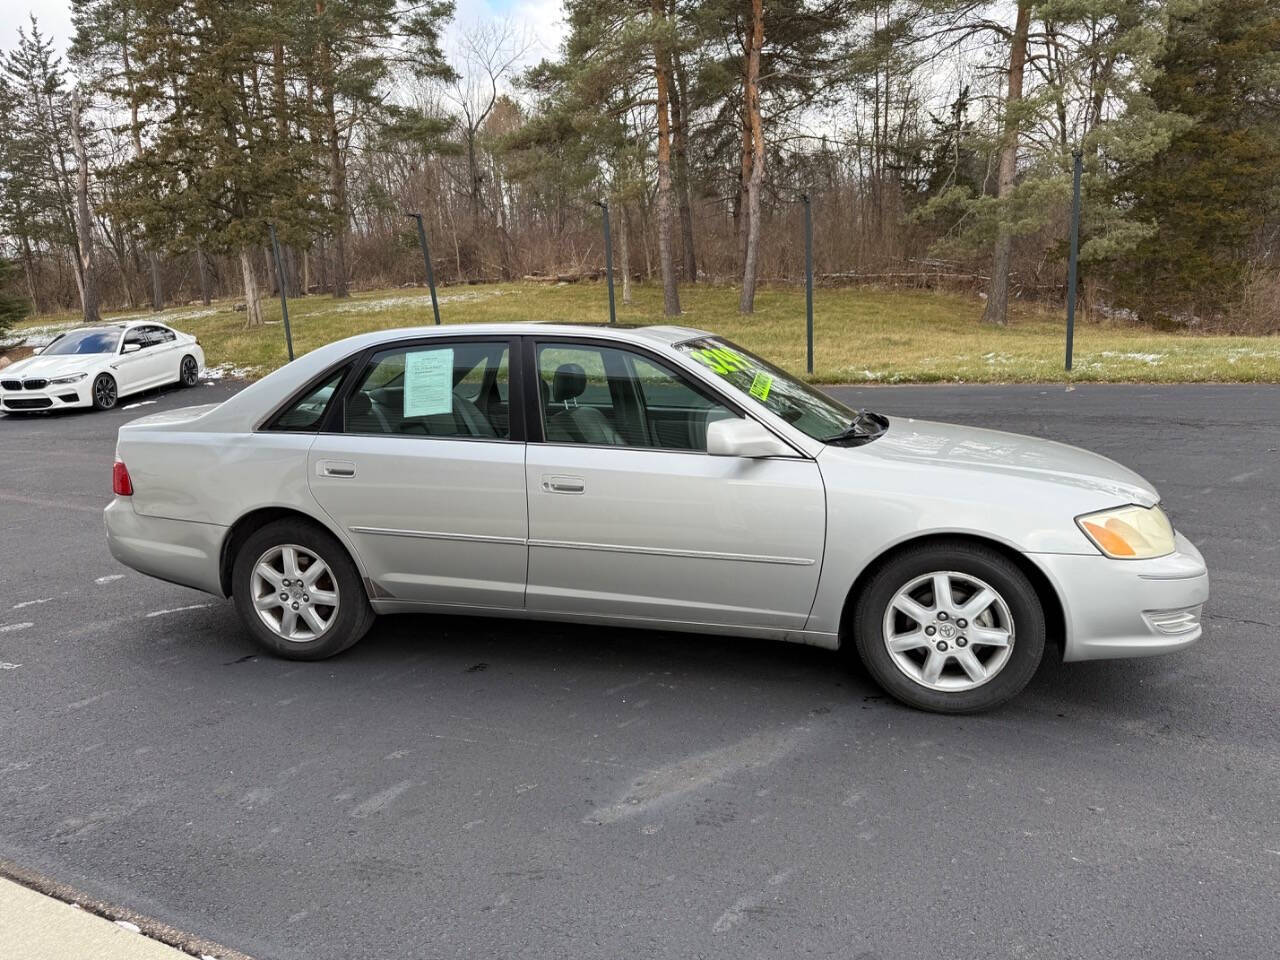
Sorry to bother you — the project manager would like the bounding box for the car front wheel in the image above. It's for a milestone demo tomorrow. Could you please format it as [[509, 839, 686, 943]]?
[[852, 540, 1045, 713], [231, 519, 375, 660], [92, 373, 117, 410]]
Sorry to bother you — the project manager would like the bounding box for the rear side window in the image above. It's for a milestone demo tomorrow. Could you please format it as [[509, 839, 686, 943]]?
[[345, 341, 511, 439], [266, 369, 346, 432]]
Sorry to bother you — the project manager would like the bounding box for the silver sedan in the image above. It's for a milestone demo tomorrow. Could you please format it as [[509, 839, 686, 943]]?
[[104, 323, 1208, 712]]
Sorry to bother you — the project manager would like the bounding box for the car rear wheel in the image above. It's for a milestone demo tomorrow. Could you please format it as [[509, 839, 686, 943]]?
[[92, 373, 117, 410], [851, 541, 1045, 713], [179, 354, 199, 387], [231, 519, 375, 660]]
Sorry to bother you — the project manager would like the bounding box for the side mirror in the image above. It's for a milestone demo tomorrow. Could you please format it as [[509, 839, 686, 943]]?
[[707, 417, 794, 458], [122, 342, 142, 354]]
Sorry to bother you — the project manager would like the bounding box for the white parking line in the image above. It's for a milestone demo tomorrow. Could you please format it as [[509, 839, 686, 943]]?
[[0, 623, 33, 634], [144, 604, 211, 618]]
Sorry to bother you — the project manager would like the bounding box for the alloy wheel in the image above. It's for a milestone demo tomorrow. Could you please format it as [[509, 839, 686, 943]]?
[[94, 376, 116, 408], [250, 544, 340, 642], [181, 356, 199, 385], [882, 570, 1015, 692]]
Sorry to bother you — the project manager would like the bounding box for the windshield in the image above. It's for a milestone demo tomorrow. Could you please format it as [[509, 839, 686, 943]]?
[[42, 329, 121, 356], [677, 337, 884, 443]]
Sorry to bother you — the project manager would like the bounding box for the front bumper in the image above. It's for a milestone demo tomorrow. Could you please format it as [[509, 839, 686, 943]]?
[[1033, 531, 1209, 662], [104, 498, 227, 596], [0, 380, 92, 411]]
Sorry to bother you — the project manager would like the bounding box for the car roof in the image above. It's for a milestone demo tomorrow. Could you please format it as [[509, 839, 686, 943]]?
[[332, 322, 714, 350]]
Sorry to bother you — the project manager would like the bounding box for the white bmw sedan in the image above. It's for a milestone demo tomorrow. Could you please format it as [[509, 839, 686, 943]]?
[[1, 320, 204, 413], [104, 323, 1208, 712]]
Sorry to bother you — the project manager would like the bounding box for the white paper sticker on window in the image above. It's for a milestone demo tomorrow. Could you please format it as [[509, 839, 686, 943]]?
[[403, 348, 453, 417]]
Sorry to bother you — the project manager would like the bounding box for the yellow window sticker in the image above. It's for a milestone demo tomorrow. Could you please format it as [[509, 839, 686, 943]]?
[[749, 371, 772, 401], [692, 346, 749, 375]]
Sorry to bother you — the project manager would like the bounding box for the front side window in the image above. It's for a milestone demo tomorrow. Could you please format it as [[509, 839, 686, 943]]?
[[42, 329, 121, 355], [537, 342, 735, 451], [677, 337, 877, 443], [345, 341, 510, 439]]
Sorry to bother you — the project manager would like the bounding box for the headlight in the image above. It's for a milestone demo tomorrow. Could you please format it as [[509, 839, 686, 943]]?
[[1077, 504, 1175, 559], [48, 372, 88, 385]]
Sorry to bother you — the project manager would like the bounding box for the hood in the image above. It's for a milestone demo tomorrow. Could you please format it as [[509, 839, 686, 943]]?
[[121, 402, 223, 430], [3, 353, 107, 377], [852, 417, 1159, 507]]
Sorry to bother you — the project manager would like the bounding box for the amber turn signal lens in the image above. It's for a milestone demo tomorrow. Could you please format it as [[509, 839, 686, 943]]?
[[1081, 520, 1135, 557]]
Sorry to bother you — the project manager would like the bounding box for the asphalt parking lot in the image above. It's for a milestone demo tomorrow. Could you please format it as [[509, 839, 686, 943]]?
[[0, 379, 1276, 959]]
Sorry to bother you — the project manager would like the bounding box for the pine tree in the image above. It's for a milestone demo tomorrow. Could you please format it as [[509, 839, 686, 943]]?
[[1106, 0, 1280, 319]]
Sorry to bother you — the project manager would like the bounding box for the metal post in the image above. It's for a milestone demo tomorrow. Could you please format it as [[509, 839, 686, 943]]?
[[268, 223, 294, 361], [802, 193, 814, 375], [1065, 149, 1083, 371], [406, 212, 441, 325], [594, 199, 616, 325]]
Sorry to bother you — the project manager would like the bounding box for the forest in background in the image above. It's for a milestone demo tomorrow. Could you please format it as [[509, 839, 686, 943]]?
[[0, 0, 1277, 336]]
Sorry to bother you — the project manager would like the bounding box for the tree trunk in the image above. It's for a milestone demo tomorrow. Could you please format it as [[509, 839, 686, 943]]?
[[982, 0, 1032, 327], [195, 247, 211, 305], [738, 0, 765, 315], [619, 200, 632, 305], [651, 0, 681, 316], [317, 1, 349, 298], [669, 38, 697, 283], [68, 90, 100, 324], [17, 233, 42, 314], [239, 247, 264, 327]]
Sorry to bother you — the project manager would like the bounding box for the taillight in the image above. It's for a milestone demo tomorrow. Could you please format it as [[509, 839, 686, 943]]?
[[113, 460, 133, 496]]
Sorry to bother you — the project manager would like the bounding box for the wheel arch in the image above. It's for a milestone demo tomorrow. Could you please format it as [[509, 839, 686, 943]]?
[[837, 532, 1066, 659], [219, 505, 371, 600]]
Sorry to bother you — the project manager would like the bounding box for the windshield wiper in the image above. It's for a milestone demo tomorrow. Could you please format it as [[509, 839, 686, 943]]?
[[822, 410, 888, 446]]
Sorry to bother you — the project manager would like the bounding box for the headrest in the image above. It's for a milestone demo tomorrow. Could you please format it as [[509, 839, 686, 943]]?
[[551, 363, 587, 403]]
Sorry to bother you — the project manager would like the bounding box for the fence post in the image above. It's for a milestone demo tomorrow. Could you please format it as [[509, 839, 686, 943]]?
[[594, 199, 616, 325], [406, 212, 441, 325], [1065, 149, 1083, 371], [268, 223, 294, 361], [802, 193, 814, 375]]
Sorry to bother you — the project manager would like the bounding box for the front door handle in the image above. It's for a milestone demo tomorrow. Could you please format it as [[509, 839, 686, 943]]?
[[317, 459, 357, 478], [542, 474, 585, 494]]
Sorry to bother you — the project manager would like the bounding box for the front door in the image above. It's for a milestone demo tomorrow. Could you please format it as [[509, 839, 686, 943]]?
[[307, 337, 527, 609], [524, 340, 826, 630]]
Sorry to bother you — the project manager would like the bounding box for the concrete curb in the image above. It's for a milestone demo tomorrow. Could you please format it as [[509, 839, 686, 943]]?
[[0, 861, 254, 960]]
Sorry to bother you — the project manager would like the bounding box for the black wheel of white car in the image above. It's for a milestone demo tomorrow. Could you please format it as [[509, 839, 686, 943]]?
[[852, 541, 1045, 713], [92, 373, 117, 410], [232, 519, 374, 660], [179, 354, 199, 387]]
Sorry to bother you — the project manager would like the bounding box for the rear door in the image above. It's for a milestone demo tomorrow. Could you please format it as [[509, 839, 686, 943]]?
[[523, 338, 826, 630], [306, 336, 528, 609]]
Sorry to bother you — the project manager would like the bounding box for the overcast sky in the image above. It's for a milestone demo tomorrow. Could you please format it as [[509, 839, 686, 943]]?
[[1, 0, 565, 74]]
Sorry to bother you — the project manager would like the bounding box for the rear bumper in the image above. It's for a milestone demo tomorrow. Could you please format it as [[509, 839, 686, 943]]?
[[104, 498, 227, 596], [1033, 532, 1209, 662]]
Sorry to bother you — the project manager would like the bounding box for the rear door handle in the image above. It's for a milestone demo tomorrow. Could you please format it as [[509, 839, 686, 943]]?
[[317, 459, 357, 478], [542, 474, 585, 494]]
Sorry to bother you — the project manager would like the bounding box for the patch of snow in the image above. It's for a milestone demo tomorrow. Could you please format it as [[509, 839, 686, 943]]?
[[1099, 351, 1164, 365], [94, 574, 125, 584], [202, 362, 257, 382], [0, 662, 21, 671], [0, 320, 79, 349], [0, 622, 33, 634], [315, 288, 508, 316], [12, 597, 52, 609], [121, 400, 158, 410], [113, 920, 142, 934]]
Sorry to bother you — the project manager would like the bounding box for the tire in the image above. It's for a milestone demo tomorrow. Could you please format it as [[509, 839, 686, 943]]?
[[179, 354, 200, 387], [851, 540, 1045, 713], [91, 373, 117, 410], [231, 518, 375, 660]]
